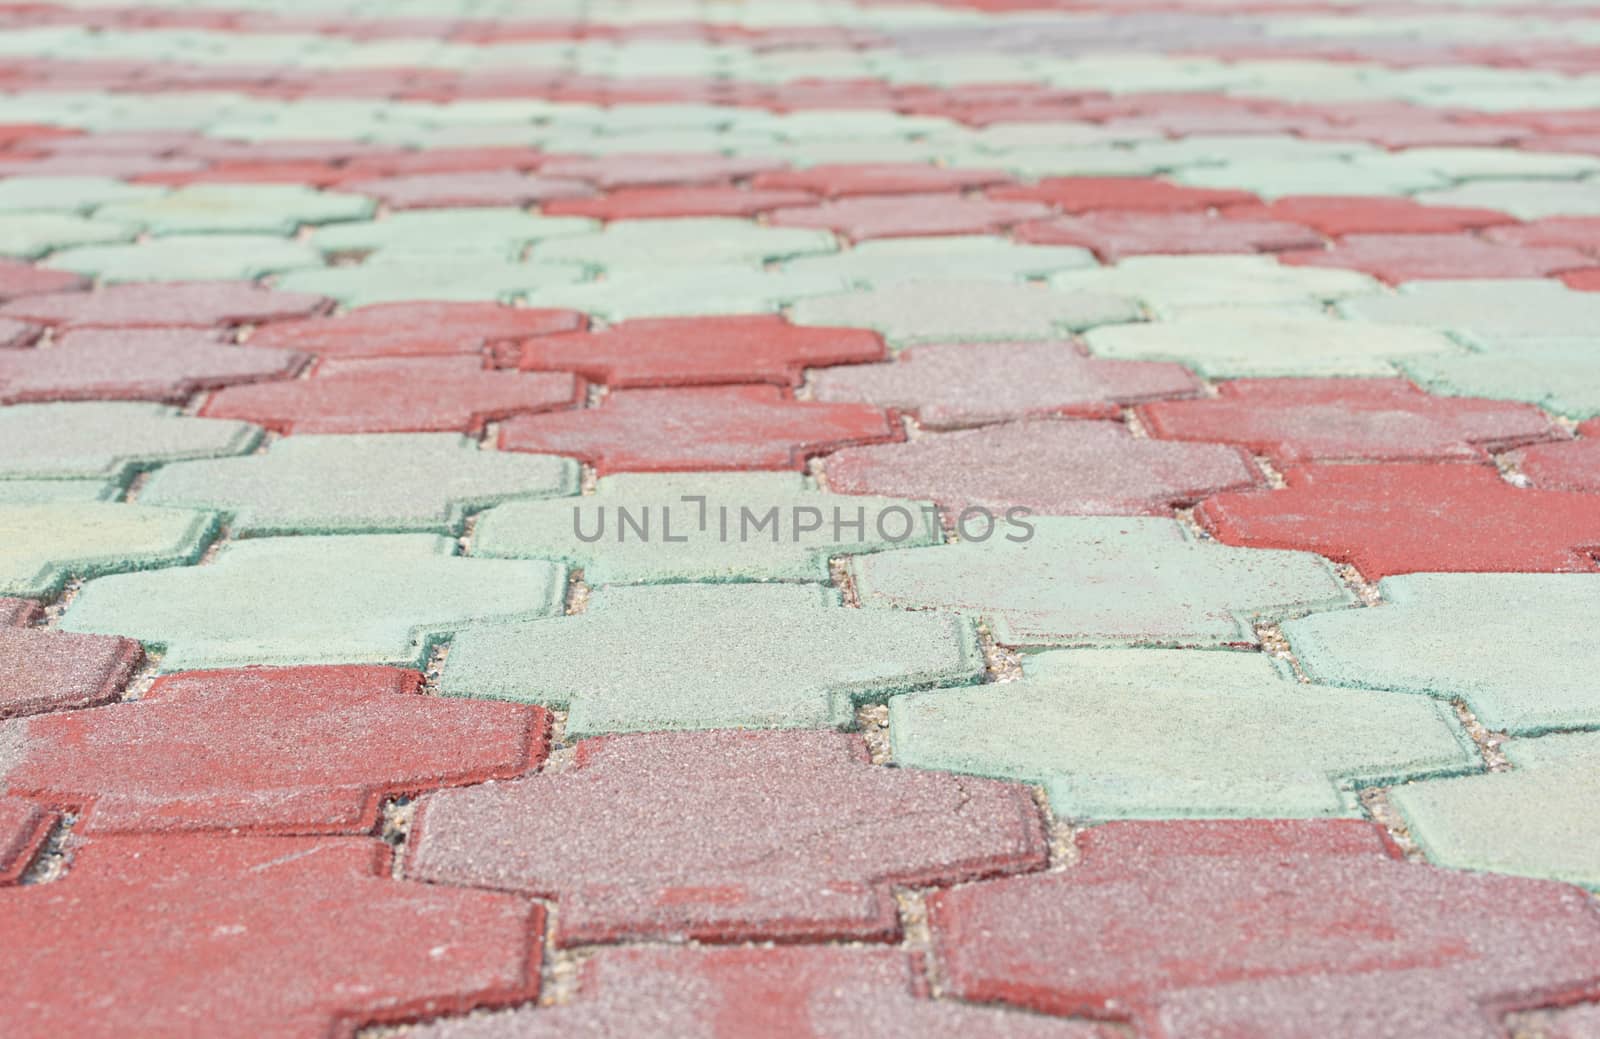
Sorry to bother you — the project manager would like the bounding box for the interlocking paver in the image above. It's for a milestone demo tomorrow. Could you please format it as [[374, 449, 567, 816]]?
[[851, 516, 1351, 648], [247, 301, 584, 359], [0, 480, 120, 504], [1017, 211, 1322, 261], [537, 153, 784, 190], [0, 176, 164, 215], [139, 434, 577, 535], [767, 193, 1051, 241], [790, 280, 1140, 346], [1416, 179, 1600, 220], [1402, 346, 1600, 421], [1285, 573, 1600, 735], [342, 170, 593, 208], [0, 260, 84, 302], [1140, 378, 1562, 464], [273, 258, 586, 308], [1199, 462, 1600, 578], [0, 502, 216, 598], [0, 329, 307, 404], [43, 233, 325, 284], [0, 796, 53, 885], [498, 385, 898, 473], [441, 583, 979, 735], [989, 177, 1256, 213], [0, 834, 539, 1037], [201, 356, 579, 434], [0, 401, 259, 481], [543, 186, 818, 221], [1225, 196, 1513, 236], [0, 281, 330, 329], [892, 648, 1474, 819], [0, 319, 39, 349], [406, 728, 1045, 943], [782, 236, 1098, 286], [752, 163, 1009, 197], [0, 665, 549, 833], [810, 340, 1201, 428], [308, 208, 595, 257], [1512, 428, 1600, 492], [930, 819, 1600, 1037], [1486, 216, 1600, 252], [60, 534, 567, 671], [0, 595, 140, 717], [527, 217, 838, 270], [827, 420, 1258, 518], [1282, 232, 1595, 282], [91, 183, 374, 235], [409, 946, 1109, 1039], [474, 472, 940, 584], [516, 314, 884, 387], [1051, 254, 1382, 316], [0, 214, 138, 260], [1337, 278, 1600, 341]]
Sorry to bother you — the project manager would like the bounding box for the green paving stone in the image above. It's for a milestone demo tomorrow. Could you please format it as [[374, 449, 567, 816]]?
[[850, 516, 1352, 648], [889, 648, 1479, 821], [1082, 315, 1462, 378], [0, 403, 260, 482], [93, 184, 375, 237], [1416, 180, 1600, 220], [1284, 573, 1600, 736], [440, 582, 982, 737], [0, 177, 166, 215], [1051, 256, 1382, 317], [474, 472, 941, 585], [139, 434, 579, 536], [0, 214, 140, 260], [789, 280, 1141, 347], [782, 236, 1097, 286], [1390, 731, 1600, 889], [1337, 279, 1600, 340], [60, 534, 567, 672], [0, 479, 121, 503], [0, 502, 216, 598], [1384, 147, 1600, 181], [527, 218, 839, 271], [44, 234, 324, 284], [1400, 346, 1600, 420], [310, 209, 596, 256], [528, 266, 853, 321], [1172, 158, 1447, 198], [274, 259, 586, 307]]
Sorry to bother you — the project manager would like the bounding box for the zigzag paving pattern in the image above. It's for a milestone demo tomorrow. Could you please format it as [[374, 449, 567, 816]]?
[[7, 0, 1600, 1033]]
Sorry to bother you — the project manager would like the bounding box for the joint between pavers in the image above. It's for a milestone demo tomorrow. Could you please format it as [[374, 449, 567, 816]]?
[[1451, 698, 1512, 772], [17, 811, 76, 887]]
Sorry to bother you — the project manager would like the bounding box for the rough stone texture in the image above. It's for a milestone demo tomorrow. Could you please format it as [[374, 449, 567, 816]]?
[[0, 318, 40, 349], [0, 281, 330, 329], [0, 796, 53, 885], [406, 729, 1047, 944], [1402, 345, 1600, 421], [0, 601, 140, 717], [0, 329, 308, 404], [1083, 315, 1460, 377], [1509, 425, 1600, 491], [790, 281, 1141, 345], [0, 402, 260, 481], [0, 502, 216, 598], [851, 516, 1351, 648], [247, 302, 585, 359], [768, 193, 1051, 240], [1016, 211, 1321, 260]]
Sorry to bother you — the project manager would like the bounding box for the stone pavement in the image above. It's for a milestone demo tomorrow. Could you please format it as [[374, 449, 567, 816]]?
[[3, 0, 1600, 1035]]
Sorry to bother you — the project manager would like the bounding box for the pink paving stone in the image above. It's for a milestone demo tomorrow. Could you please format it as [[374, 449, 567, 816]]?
[[1564, 269, 1600, 291], [1280, 233, 1596, 282], [410, 946, 1112, 1039], [0, 833, 540, 1036], [1223, 196, 1515, 236], [1196, 462, 1600, 579], [0, 665, 550, 834], [516, 314, 884, 387], [0, 600, 140, 718], [0, 598, 39, 626], [0, 282, 331, 330], [247, 302, 585, 359], [136, 161, 348, 188], [1485, 216, 1600, 253], [335, 147, 548, 179], [0, 154, 205, 178], [1014, 211, 1322, 261], [0, 318, 39, 348], [498, 384, 899, 473], [0, 260, 85, 303], [751, 163, 1012, 198], [929, 819, 1600, 1039], [826, 419, 1259, 518], [1508, 422, 1600, 492], [179, 138, 402, 164], [341, 170, 593, 209], [989, 177, 1258, 214], [0, 328, 308, 403], [809, 341, 1202, 429], [0, 797, 54, 885], [768, 193, 1052, 240], [540, 185, 819, 220], [202, 356, 580, 435], [405, 729, 1047, 945], [1139, 379, 1563, 465], [536, 153, 787, 190]]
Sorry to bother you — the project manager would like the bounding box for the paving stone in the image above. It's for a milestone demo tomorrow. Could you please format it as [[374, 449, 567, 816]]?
[[1417, 179, 1600, 220], [0, 281, 330, 329], [445, 582, 978, 734], [0, 402, 260, 481], [851, 516, 1350, 648], [0, 502, 216, 598], [1084, 314, 1459, 377], [0, 213, 139, 260], [1224, 196, 1514, 236], [0, 598, 38, 625], [0, 328, 307, 404], [1051, 255, 1382, 317], [1391, 732, 1600, 890], [537, 153, 785, 190], [1402, 345, 1600, 421], [1512, 429, 1600, 492], [767, 193, 1051, 241], [790, 280, 1140, 346], [0, 665, 549, 833], [499, 385, 898, 474], [1337, 278, 1600, 340], [783, 236, 1099, 286], [0, 176, 165, 215], [0, 795, 53, 885], [516, 314, 884, 388], [60, 534, 567, 671], [408, 945, 1109, 1039], [989, 177, 1256, 213], [0, 260, 84, 302], [0, 480, 120, 504], [0, 318, 39, 349], [1141, 378, 1561, 464], [0, 599, 140, 717], [752, 163, 1010, 198], [0, 833, 538, 1036], [1544, 1002, 1600, 1039], [1016, 211, 1322, 261], [43, 233, 325, 284], [1485, 216, 1600, 253], [929, 818, 1600, 1037], [274, 258, 587, 308], [892, 648, 1474, 819], [92, 184, 374, 236], [1199, 463, 1600, 579], [1282, 232, 1596, 282], [142, 433, 577, 535], [528, 217, 838, 270], [343, 170, 594, 209], [828, 420, 1258, 518], [309, 208, 596, 256], [202, 356, 579, 435], [247, 301, 584, 359], [406, 728, 1045, 943], [810, 340, 1202, 428], [1285, 573, 1600, 736], [543, 186, 819, 221]]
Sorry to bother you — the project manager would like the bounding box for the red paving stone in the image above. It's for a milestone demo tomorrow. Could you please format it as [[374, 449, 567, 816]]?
[[0, 601, 140, 717], [0, 328, 308, 403], [0, 282, 330, 329], [1197, 462, 1600, 578], [0, 260, 85, 302], [1509, 424, 1600, 492], [1281, 232, 1598, 282], [751, 163, 1010, 197], [542, 185, 818, 220], [0, 797, 54, 885], [1486, 216, 1600, 252], [498, 384, 899, 472], [247, 302, 585, 359], [1139, 379, 1563, 464], [930, 820, 1600, 1038], [406, 729, 1047, 945], [516, 314, 885, 387], [1015, 211, 1322, 260], [202, 356, 581, 434], [0, 666, 549, 834], [0, 834, 540, 1036], [767, 193, 1052, 240], [989, 177, 1257, 213], [1226, 196, 1516, 236]]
